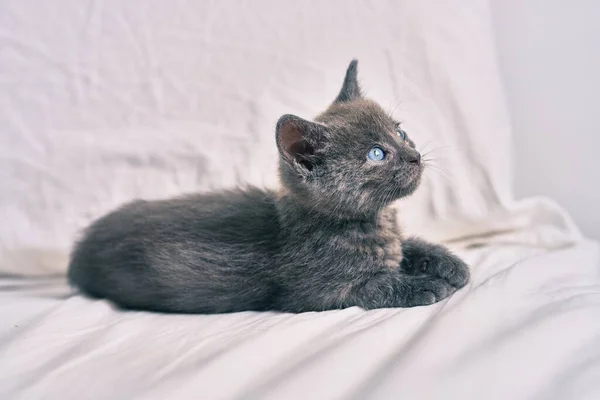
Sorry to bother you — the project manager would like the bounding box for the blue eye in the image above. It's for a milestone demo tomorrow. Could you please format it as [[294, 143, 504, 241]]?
[[396, 126, 407, 141], [367, 146, 385, 161]]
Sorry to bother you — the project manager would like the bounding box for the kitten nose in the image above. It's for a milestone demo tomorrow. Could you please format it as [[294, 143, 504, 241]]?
[[409, 153, 421, 165]]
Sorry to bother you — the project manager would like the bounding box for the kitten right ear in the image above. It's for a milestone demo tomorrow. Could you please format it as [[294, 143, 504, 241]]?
[[276, 114, 325, 173], [334, 59, 362, 103]]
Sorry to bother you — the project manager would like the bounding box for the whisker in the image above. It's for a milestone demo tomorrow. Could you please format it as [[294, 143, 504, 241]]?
[[423, 163, 454, 181], [418, 139, 436, 155], [421, 144, 459, 158], [424, 169, 452, 183], [386, 97, 404, 119]]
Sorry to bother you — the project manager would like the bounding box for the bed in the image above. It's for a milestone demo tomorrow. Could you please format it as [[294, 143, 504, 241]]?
[[1, 1, 599, 399]]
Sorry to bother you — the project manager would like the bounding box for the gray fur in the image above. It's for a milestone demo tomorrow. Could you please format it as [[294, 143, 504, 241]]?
[[68, 60, 469, 313]]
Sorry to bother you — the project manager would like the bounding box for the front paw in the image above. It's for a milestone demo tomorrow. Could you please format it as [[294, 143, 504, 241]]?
[[401, 244, 470, 289], [402, 277, 454, 307]]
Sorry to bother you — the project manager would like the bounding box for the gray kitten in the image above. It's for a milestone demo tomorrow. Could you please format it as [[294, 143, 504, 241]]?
[[68, 60, 469, 313]]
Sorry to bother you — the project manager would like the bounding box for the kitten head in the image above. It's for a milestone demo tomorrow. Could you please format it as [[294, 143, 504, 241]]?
[[276, 60, 422, 218]]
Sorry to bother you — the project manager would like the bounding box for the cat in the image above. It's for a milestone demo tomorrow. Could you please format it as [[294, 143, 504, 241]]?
[[68, 60, 469, 314]]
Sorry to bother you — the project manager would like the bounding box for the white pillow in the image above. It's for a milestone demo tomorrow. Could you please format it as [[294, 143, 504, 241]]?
[[0, 0, 521, 275]]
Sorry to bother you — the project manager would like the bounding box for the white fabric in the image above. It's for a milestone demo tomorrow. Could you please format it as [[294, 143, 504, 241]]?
[[1, 240, 599, 400], [1, 0, 599, 399]]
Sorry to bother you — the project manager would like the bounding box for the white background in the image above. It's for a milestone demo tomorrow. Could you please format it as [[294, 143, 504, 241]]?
[[492, 0, 600, 240]]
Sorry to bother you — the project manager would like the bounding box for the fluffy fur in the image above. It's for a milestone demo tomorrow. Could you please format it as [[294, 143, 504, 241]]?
[[68, 60, 469, 313]]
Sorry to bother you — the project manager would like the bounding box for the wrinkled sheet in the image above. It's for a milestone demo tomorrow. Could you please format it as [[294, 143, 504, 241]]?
[[1, 0, 600, 399], [1, 239, 599, 399]]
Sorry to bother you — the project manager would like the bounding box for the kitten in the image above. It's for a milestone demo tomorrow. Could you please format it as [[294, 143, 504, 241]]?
[[68, 60, 469, 314]]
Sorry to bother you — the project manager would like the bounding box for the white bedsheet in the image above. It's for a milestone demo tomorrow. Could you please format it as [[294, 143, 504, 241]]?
[[1, 238, 599, 399]]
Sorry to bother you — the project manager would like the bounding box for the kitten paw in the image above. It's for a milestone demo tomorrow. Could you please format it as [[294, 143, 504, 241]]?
[[404, 277, 452, 307], [401, 246, 470, 289]]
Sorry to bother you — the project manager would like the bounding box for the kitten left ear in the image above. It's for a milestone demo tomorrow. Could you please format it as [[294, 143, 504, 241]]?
[[276, 114, 326, 173], [334, 59, 363, 103]]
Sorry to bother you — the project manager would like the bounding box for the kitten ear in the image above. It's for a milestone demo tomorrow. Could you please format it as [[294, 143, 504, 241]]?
[[276, 114, 325, 173], [334, 59, 362, 103]]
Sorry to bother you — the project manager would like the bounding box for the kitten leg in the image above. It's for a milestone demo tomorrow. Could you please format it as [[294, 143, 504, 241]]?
[[399, 237, 470, 293], [346, 269, 466, 309], [301, 239, 470, 310]]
